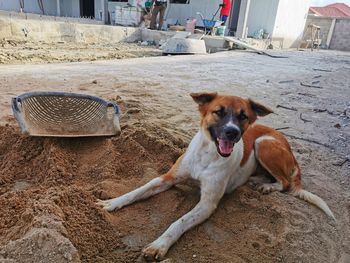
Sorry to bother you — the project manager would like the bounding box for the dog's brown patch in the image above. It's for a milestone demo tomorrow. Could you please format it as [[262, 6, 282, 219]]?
[[240, 125, 268, 166], [239, 124, 301, 191]]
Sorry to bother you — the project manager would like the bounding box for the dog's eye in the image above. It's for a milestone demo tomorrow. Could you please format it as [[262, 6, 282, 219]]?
[[238, 110, 248, 121], [213, 108, 225, 118]]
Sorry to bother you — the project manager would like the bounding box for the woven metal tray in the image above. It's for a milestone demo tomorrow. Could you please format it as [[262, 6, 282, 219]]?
[[12, 92, 121, 137]]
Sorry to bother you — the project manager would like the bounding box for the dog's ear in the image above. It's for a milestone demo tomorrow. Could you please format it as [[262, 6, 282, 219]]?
[[248, 98, 273, 117], [190, 92, 217, 105]]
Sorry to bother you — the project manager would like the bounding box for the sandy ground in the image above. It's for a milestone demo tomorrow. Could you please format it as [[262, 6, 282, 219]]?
[[0, 50, 349, 263], [0, 40, 161, 64]]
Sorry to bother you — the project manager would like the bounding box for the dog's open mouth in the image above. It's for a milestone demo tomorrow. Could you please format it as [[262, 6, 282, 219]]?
[[216, 138, 235, 157]]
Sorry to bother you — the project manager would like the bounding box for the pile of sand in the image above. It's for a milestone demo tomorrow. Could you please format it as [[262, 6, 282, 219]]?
[[0, 121, 185, 262], [0, 122, 344, 263]]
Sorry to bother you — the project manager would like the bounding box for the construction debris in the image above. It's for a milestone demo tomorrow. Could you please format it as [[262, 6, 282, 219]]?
[[161, 33, 206, 55], [224, 37, 288, 58]]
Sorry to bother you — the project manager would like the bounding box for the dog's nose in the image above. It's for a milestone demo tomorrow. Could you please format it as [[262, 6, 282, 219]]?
[[224, 126, 241, 140]]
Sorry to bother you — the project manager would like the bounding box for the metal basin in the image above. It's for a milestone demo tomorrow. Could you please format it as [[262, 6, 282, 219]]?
[[12, 92, 121, 137]]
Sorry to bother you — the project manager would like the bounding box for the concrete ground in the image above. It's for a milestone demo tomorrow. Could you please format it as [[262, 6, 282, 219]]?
[[0, 50, 349, 262]]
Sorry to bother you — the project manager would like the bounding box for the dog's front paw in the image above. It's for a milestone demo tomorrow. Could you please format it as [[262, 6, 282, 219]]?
[[142, 241, 168, 262], [96, 199, 120, 212]]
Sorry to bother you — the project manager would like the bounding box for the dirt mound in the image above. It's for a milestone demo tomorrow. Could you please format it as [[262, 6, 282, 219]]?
[[0, 107, 348, 263], [0, 122, 346, 263], [0, 123, 184, 262]]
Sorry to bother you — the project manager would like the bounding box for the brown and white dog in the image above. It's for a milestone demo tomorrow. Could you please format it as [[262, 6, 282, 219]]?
[[98, 92, 335, 261]]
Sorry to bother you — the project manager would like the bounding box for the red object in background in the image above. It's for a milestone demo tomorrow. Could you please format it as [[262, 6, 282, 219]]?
[[220, 0, 232, 17]]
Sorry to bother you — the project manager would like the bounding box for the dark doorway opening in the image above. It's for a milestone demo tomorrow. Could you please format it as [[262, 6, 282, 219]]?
[[80, 0, 95, 18], [228, 0, 241, 36]]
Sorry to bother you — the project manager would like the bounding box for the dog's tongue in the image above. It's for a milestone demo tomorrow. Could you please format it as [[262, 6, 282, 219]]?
[[218, 139, 234, 155]]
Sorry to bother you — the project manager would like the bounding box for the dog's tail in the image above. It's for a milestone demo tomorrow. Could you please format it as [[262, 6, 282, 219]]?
[[291, 189, 335, 220], [290, 166, 335, 220]]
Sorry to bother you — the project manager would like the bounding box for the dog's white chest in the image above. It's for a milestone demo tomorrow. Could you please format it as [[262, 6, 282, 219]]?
[[181, 131, 255, 191]]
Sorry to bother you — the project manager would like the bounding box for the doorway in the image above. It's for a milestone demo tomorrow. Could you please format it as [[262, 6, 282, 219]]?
[[228, 0, 241, 36], [80, 0, 95, 18]]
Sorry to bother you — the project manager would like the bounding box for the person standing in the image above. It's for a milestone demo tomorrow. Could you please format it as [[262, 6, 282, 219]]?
[[150, 0, 168, 30], [220, 0, 231, 25], [139, 0, 153, 27]]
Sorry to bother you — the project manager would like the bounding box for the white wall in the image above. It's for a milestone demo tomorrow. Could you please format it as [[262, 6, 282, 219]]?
[[166, 0, 222, 27], [95, 0, 102, 20], [60, 0, 80, 17], [0, 0, 20, 12], [95, 0, 109, 22], [272, 0, 310, 47], [42, 0, 58, 16], [0, 0, 57, 16], [72, 0, 80, 17], [246, 0, 279, 37]]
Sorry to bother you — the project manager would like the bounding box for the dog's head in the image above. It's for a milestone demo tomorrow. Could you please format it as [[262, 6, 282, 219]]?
[[191, 92, 273, 157]]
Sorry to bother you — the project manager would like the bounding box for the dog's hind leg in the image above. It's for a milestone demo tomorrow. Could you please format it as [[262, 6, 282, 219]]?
[[254, 137, 294, 193], [255, 136, 300, 193], [255, 137, 335, 219], [97, 154, 188, 212]]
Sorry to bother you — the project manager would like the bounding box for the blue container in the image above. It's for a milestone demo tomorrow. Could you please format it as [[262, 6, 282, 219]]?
[[203, 19, 216, 28]]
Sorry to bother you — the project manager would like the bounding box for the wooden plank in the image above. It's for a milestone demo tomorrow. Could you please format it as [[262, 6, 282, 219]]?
[[224, 37, 263, 53], [173, 31, 191, 39], [224, 37, 288, 58], [187, 34, 205, 40]]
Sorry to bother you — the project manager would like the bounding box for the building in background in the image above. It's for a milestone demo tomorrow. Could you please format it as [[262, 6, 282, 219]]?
[[303, 2, 350, 51], [230, 0, 310, 48], [0, 0, 314, 49], [309, 3, 350, 17], [0, 0, 109, 22], [166, 0, 310, 48]]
